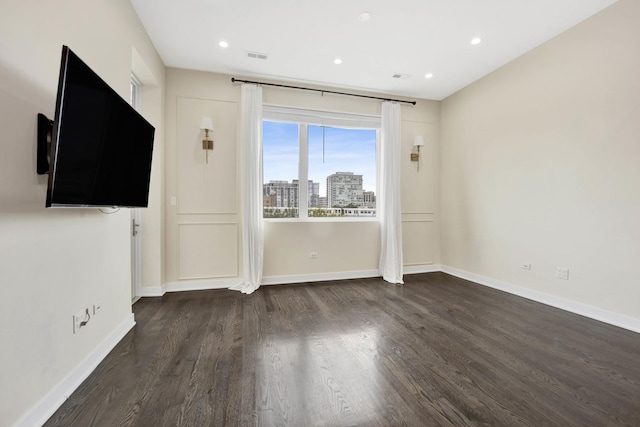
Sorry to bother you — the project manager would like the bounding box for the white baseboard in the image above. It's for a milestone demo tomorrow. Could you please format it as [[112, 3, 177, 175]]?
[[262, 269, 381, 286], [165, 278, 242, 293], [149, 271, 380, 294], [159, 270, 383, 292], [441, 265, 640, 334], [14, 314, 136, 427], [149, 266, 438, 294], [403, 264, 441, 275], [262, 265, 442, 286], [139, 284, 166, 297]]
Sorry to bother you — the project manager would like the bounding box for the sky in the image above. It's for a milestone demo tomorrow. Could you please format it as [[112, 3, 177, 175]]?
[[263, 121, 377, 197]]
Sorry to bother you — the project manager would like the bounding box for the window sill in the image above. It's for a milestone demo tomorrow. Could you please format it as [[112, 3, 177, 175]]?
[[263, 217, 378, 223]]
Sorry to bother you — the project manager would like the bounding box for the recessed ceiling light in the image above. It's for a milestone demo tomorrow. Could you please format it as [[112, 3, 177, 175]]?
[[359, 12, 371, 21], [470, 37, 483, 45], [334, 58, 342, 65], [425, 73, 434, 79], [219, 41, 229, 48]]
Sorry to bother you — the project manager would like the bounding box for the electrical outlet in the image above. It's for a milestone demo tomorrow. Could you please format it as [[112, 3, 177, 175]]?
[[73, 310, 85, 333], [170, 196, 177, 206], [521, 263, 532, 270], [73, 312, 82, 333], [73, 308, 90, 333], [309, 252, 318, 259], [556, 267, 569, 280]]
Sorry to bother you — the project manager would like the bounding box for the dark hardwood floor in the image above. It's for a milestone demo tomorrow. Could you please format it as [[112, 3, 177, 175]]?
[[45, 273, 640, 426]]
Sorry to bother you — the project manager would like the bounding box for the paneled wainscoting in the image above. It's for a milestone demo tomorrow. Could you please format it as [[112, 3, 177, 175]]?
[[45, 273, 640, 426]]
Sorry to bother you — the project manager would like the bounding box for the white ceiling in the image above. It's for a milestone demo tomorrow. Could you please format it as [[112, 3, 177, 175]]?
[[130, 0, 617, 101]]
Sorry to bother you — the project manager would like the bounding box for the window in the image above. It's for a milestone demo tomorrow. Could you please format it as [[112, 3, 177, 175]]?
[[262, 106, 379, 220], [263, 121, 300, 218]]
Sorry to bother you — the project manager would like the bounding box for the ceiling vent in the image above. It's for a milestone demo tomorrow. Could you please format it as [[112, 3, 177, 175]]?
[[246, 51, 269, 60], [392, 73, 411, 80]]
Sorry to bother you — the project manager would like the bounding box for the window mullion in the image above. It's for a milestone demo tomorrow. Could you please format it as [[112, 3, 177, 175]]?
[[376, 129, 381, 214], [299, 124, 309, 219]]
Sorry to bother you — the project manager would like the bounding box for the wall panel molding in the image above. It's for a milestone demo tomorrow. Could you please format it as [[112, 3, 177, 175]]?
[[176, 96, 238, 215], [402, 220, 436, 266], [177, 222, 238, 280]]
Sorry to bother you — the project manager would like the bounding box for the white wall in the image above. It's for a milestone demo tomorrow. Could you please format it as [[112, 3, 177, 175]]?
[[440, 0, 640, 322], [164, 69, 440, 288], [0, 1, 164, 425]]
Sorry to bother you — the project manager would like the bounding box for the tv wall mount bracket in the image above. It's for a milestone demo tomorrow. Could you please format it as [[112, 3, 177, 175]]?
[[37, 113, 53, 175]]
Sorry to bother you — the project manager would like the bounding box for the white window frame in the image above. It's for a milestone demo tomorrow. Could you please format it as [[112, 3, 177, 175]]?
[[130, 73, 142, 108], [129, 73, 143, 303], [262, 105, 380, 222]]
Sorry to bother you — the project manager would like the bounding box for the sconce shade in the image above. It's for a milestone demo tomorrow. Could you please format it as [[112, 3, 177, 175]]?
[[200, 116, 214, 131], [413, 135, 425, 147]]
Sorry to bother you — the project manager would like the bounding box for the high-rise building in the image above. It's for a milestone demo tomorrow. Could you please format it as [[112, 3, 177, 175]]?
[[362, 190, 376, 208], [308, 181, 320, 207], [327, 172, 363, 207], [263, 180, 320, 208], [263, 180, 298, 208]]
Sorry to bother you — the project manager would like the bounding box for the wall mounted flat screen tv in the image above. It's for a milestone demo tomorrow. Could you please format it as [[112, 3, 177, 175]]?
[[46, 46, 155, 208]]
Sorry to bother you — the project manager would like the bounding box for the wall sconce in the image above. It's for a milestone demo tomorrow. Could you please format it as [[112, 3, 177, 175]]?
[[411, 135, 425, 171], [200, 116, 214, 163]]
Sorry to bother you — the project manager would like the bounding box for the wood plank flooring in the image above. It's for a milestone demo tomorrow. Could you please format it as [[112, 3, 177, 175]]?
[[44, 273, 640, 426]]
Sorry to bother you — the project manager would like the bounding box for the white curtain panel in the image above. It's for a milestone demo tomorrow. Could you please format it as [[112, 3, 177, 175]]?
[[230, 84, 264, 294], [378, 101, 404, 284]]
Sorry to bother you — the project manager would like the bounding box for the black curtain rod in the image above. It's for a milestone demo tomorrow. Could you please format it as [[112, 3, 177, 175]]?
[[231, 77, 417, 106]]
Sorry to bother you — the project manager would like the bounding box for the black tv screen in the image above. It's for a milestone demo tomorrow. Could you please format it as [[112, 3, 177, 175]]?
[[46, 46, 155, 208]]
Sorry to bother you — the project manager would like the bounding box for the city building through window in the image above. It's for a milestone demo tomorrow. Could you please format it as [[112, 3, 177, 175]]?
[[262, 106, 379, 219]]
